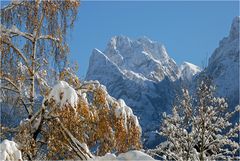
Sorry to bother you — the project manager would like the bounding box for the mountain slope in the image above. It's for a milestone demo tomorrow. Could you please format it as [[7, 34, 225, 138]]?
[[203, 16, 239, 108], [86, 36, 180, 147]]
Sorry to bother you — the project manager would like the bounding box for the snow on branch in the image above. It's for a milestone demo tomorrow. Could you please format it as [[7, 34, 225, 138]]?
[[37, 35, 60, 42], [0, 77, 20, 92], [115, 99, 140, 130], [1, 24, 34, 41], [0, 86, 19, 93], [47, 81, 78, 110], [55, 117, 93, 160], [78, 80, 141, 131], [152, 83, 239, 161], [0, 76, 30, 115]]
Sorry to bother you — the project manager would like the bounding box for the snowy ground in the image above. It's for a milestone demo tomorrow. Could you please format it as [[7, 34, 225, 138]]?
[[0, 139, 157, 161]]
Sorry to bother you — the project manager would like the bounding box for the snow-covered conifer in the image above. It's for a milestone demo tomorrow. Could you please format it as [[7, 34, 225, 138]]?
[[150, 77, 239, 161]]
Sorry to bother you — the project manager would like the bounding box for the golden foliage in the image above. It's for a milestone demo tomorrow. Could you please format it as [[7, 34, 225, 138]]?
[[45, 84, 142, 159], [14, 122, 38, 159], [59, 68, 81, 88], [1, 0, 81, 118], [3, 81, 142, 160]]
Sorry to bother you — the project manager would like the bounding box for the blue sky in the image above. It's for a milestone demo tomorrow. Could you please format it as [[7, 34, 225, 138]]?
[[1, 1, 238, 78], [67, 1, 238, 78]]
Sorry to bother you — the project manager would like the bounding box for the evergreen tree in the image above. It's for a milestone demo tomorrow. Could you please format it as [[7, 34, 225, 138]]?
[[150, 77, 239, 161]]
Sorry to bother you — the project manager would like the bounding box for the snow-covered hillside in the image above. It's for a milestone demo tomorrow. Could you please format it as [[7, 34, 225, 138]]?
[[0, 139, 157, 161]]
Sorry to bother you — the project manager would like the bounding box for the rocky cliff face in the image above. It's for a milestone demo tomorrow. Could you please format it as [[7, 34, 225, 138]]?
[[86, 37, 181, 126], [203, 16, 239, 109], [85, 36, 201, 147]]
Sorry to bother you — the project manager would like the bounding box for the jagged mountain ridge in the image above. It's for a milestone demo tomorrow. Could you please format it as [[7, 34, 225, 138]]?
[[85, 35, 201, 147], [103, 36, 180, 82]]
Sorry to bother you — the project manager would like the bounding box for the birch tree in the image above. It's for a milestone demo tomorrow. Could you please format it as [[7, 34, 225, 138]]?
[[1, 0, 80, 118], [1, 80, 142, 160], [0, 1, 143, 160]]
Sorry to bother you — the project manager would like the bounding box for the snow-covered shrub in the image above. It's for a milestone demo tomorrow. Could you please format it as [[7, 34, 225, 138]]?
[[42, 80, 142, 159], [0, 139, 22, 161], [150, 77, 239, 161], [2, 77, 141, 160]]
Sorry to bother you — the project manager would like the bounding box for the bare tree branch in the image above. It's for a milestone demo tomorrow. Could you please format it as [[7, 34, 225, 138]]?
[[1, 39, 32, 74], [0, 77, 30, 115], [0, 0, 24, 14], [1, 25, 34, 42], [56, 117, 94, 160], [0, 77, 20, 91], [0, 86, 19, 93]]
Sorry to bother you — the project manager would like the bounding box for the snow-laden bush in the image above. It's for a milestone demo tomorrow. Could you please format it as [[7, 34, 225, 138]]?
[[45, 81, 142, 158], [0, 139, 22, 161], [6, 80, 141, 160], [150, 77, 239, 161]]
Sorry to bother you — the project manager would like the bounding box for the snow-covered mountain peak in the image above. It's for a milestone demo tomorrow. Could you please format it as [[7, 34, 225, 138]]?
[[106, 35, 132, 51], [101, 36, 179, 82], [105, 35, 169, 60], [86, 36, 180, 146], [137, 36, 154, 44], [218, 16, 239, 47], [135, 36, 169, 61], [179, 62, 201, 81], [180, 61, 201, 72], [209, 16, 239, 66]]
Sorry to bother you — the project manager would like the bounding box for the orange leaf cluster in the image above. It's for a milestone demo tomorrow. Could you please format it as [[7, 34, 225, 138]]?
[[46, 84, 142, 159]]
